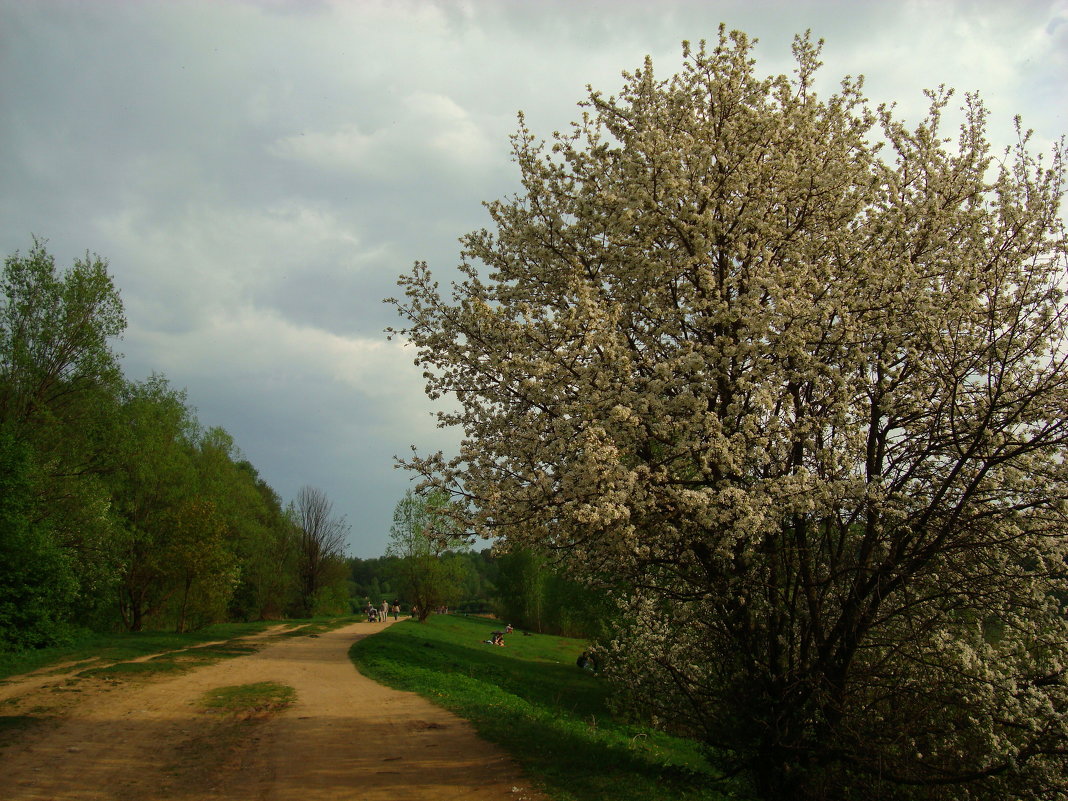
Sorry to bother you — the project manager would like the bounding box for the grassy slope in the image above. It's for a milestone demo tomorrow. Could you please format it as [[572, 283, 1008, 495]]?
[[350, 614, 748, 801]]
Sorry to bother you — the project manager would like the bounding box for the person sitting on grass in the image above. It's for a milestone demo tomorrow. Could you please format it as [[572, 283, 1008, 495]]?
[[577, 650, 598, 671]]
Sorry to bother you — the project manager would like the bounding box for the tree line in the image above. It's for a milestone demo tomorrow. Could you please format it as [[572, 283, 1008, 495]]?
[[347, 489, 605, 637], [0, 239, 350, 649]]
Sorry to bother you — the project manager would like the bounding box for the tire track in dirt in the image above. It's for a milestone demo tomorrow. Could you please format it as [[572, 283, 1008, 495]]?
[[0, 621, 544, 801]]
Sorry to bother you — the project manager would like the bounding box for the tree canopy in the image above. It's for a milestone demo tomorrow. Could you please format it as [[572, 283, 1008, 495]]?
[[391, 29, 1068, 801]]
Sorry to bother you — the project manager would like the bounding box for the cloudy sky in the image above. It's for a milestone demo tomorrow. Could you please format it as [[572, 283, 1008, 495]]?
[[2, 0, 1065, 557]]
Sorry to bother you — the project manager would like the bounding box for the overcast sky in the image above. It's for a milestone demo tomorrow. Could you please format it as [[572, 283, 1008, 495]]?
[[2, 0, 1065, 557]]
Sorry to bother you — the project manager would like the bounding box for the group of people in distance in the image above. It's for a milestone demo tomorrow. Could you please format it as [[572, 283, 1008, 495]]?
[[487, 623, 513, 646], [364, 600, 401, 622]]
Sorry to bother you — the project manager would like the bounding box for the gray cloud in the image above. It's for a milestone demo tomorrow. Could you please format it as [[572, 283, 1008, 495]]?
[[2, 0, 1064, 556]]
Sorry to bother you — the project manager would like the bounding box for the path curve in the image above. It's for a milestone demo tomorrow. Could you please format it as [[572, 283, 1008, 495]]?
[[0, 621, 544, 801]]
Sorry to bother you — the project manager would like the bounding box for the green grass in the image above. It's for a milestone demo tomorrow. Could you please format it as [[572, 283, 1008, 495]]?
[[0, 616, 356, 683], [160, 682, 298, 790], [199, 681, 296, 716], [350, 614, 748, 801]]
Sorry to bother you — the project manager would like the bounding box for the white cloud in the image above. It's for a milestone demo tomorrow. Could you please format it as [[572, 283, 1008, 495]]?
[[269, 90, 501, 178], [270, 125, 378, 173], [97, 198, 368, 333]]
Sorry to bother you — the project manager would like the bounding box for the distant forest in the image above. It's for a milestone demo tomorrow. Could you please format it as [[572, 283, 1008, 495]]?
[[348, 548, 606, 639]]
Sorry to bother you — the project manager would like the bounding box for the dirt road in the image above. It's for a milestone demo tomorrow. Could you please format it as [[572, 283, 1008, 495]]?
[[0, 621, 544, 801]]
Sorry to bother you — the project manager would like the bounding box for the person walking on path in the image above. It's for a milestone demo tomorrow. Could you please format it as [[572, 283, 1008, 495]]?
[[381, 600, 389, 623]]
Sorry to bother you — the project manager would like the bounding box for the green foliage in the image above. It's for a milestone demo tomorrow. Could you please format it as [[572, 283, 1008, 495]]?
[[0, 239, 126, 645], [0, 618, 284, 680], [109, 375, 203, 631], [199, 681, 296, 715], [351, 614, 746, 801], [0, 432, 78, 649], [218, 459, 299, 622], [0, 237, 124, 430], [494, 548, 609, 638], [386, 490, 469, 620], [0, 239, 320, 648]]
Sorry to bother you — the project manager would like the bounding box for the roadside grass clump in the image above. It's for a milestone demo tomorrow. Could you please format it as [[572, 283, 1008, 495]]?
[[164, 682, 297, 789], [77, 659, 191, 680], [0, 620, 273, 681], [351, 615, 747, 801], [0, 616, 358, 683], [200, 681, 296, 717], [275, 618, 354, 638]]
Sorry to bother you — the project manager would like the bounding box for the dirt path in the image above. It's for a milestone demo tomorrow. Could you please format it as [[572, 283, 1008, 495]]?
[[0, 621, 544, 801]]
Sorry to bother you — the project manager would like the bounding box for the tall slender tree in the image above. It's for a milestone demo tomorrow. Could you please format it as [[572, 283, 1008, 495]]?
[[292, 485, 349, 617]]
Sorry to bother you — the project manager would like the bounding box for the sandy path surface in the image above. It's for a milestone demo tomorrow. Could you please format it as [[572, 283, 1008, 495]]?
[[0, 621, 544, 801]]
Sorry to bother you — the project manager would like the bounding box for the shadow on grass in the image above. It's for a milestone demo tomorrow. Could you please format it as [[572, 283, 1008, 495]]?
[[0, 618, 309, 682], [359, 615, 606, 718], [0, 714, 45, 748], [352, 616, 740, 801]]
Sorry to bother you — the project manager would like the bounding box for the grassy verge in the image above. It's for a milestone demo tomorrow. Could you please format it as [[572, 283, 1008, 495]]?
[[350, 614, 748, 801], [0, 616, 358, 682]]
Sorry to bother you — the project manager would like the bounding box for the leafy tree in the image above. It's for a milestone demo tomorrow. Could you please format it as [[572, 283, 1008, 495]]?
[[291, 485, 349, 617], [0, 237, 125, 430], [0, 239, 126, 641], [109, 376, 201, 631], [192, 430, 297, 622], [223, 460, 299, 621], [0, 239, 308, 638], [391, 29, 1068, 801], [164, 497, 238, 633], [0, 432, 78, 649], [386, 489, 467, 622], [452, 549, 497, 613]]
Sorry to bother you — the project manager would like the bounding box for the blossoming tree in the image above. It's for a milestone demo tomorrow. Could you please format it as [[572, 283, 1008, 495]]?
[[390, 28, 1068, 801]]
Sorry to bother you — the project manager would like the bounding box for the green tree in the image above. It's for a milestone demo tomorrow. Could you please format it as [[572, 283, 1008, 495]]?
[[164, 497, 238, 633], [225, 460, 299, 621], [193, 430, 298, 622], [109, 376, 200, 631], [0, 432, 78, 649], [0, 239, 126, 642], [391, 29, 1068, 801], [386, 490, 467, 622], [494, 548, 607, 637], [0, 237, 124, 430], [1, 239, 298, 638]]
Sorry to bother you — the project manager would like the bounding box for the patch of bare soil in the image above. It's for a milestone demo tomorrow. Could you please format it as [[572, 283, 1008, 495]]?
[[0, 621, 545, 801]]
